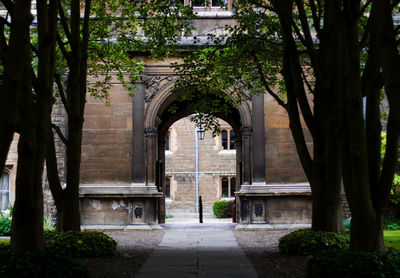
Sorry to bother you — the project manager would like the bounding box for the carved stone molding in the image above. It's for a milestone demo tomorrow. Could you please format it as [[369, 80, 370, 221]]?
[[143, 74, 178, 103], [240, 126, 252, 136], [145, 127, 157, 136]]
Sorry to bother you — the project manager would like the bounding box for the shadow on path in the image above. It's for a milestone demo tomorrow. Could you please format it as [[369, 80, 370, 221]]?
[[135, 221, 258, 278]]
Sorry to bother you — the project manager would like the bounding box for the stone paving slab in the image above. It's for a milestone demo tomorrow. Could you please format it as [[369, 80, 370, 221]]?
[[135, 222, 258, 278]]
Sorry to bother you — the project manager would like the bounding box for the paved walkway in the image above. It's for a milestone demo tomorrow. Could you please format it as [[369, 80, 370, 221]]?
[[135, 220, 258, 278]]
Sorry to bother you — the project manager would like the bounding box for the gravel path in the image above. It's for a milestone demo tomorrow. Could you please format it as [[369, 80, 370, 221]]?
[[234, 230, 308, 278], [80, 229, 307, 278], [80, 230, 164, 278]]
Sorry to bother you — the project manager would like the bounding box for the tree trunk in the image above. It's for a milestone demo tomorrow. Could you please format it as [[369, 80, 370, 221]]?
[[11, 64, 44, 253], [271, 0, 343, 232], [0, 0, 33, 171]]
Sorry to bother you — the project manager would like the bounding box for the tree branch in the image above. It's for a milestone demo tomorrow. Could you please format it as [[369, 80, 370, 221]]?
[[46, 128, 65, 208], [309, 1, 321, 35], [55, 73, 72, 117], [254, 56, 288, 109], [1, 0, 14, 14], [52, 123, 68, 146], [56, 33, 72, 68], [57, 1, 72, 44]]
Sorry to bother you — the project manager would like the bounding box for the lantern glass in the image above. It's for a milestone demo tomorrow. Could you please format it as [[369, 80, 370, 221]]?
[[197, 126, 205, 140]]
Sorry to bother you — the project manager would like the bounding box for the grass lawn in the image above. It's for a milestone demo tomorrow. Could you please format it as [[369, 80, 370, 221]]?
[[384, 230, 400, 250]]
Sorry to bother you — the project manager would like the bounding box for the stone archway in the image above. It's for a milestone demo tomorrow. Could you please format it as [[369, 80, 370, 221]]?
[[141, 79, 252, 222]]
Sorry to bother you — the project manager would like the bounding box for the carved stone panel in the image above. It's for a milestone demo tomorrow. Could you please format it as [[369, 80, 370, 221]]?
[[143, 75, 178, 103], [131, 200, 146, 224], [252, 199, 266, 223]]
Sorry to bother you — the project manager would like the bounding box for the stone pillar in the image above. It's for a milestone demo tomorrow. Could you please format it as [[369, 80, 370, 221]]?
[[158, 141, 166, 223], [132, 80, 145, 183], [251, 94, 266, 183], [240, 126, 252, 184], [145, 127, 157, 187], [235, 138, 242, 191]]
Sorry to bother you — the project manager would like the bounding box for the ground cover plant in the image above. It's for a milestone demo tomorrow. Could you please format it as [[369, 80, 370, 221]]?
[[0, 249, 90, 278], [0, 231, 116, 277], [44, 231, 117, 257], [278, 229, 350, 256], [306, 249, 400, 278]]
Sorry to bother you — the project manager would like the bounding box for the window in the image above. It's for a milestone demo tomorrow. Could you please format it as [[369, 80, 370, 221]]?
[[231, 177, 236, 195], [0, 171, 10, 211], [165, 131, 170, 151], [192, 0, 205, 7], [221, 177, 229, 197], [211, 0, 226, 6], [165, 177, 171, 198], [170, 0, 185, 6], [229, 130, 236, 150], [221, 129, 236, 150], [221, 177, 236, 198]]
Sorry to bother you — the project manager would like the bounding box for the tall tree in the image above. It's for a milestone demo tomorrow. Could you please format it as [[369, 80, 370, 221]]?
[[0, 0, 59, 252], [172, 0, 400, 252], [46, 0, 194, 231]]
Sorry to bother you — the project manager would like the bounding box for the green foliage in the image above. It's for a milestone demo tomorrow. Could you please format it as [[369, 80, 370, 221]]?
[[0, 249, 89, 278], [0, 210, 55, 235], [278, 229, 350, 256], [43, 215, 55, 231], [381, 131, 400, 206], [171, 0, 287, 133], [384, 218, 400, 231], [306, 249, 400, 278], [342, 218, 351, 230], [0, 213, 11, 236], [384, 230, 400, 251], [84, 0, 195, 100], [213, 200, 232, 218], [44, 231, 117, 257], [0, 239, 9, 252]]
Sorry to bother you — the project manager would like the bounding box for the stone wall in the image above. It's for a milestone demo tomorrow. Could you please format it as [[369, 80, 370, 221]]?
[[264, 94, 310, 183], [165, 117, 236, 214], [80, 84, 133, 184]]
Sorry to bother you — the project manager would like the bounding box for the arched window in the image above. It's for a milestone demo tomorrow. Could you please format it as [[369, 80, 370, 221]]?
[[221, 130, 228, 149], [0, 171, 10, 211]]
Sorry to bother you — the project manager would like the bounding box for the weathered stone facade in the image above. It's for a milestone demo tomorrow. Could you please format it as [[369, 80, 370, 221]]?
[[4, 3, 314, 227]]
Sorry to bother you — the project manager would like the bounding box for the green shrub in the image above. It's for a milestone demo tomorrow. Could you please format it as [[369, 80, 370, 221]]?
[[0, 213, 11, 236], [0, 249, 89, 278], [384, 218, 400, 230], [213, 200, 232, 218], [306, 249, 400, 278], [278, 229, 350, 256], [44, 230, 117, 257]]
